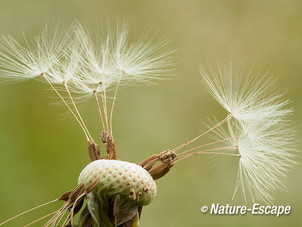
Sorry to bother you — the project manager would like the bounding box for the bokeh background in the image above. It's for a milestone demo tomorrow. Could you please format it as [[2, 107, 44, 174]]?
[[0, 0, 301, 226]]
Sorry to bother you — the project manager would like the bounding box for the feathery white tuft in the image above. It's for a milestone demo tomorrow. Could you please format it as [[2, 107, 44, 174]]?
[[201, 63, 297, 203], [70, 22, 175, 95], [0, 25, 67, 82], [235, 118, 296, 203], [200, 62, 292, 122], [0, 22, 175, 93]]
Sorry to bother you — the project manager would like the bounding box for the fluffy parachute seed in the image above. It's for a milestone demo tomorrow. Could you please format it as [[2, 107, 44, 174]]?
[[200, 62, 297, 203]]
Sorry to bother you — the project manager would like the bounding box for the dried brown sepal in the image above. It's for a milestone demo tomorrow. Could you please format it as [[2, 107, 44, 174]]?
[[113, 194, 120, 227], [72, 197, 84, 217], [47, 181, 99, 226], [57, 190, 73, 201], [139, 155, 160, 171], [139, 150, 177, 180], [112, 142, 118, 160], [57, 183, 85, 203], [151, 163, 174, 180], [138, 154, 158, 167], [148, 162, 170, 175], [70, 180, 100, 219], [69, 184, 85, 202], [148, 161, 174, 180], [101, 130, 118, 160], [88, 141, 102, 162], [85, 179, 100, 193]]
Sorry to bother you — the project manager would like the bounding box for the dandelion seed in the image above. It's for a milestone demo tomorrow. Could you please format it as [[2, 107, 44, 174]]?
[[198, 63, 297, 203]]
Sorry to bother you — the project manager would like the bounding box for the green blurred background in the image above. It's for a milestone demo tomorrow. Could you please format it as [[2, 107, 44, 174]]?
[[0, 0, 301, 226]]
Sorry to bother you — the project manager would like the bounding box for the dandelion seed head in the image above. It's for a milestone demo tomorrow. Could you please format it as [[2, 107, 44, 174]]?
[[78, 160, 157, 206]]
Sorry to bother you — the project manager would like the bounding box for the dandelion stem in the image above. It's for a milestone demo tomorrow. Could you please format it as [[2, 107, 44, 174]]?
[[174, 146, 239, 163], [44, 203, 68, 227], [177, 137, 235, 156], [193, 151, 241, 157], [41, 73, 90, 141], [110, 72, 123, 137], [0, 199, 57, 226], [64, 82, 93, 142], [101, 84, 110, 132], [57, 208, 70, 227], [24, 211, 57, 227], [64, 190, 87, 226], [94, 91, 105, 131], [171, 114, 233, 153]]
